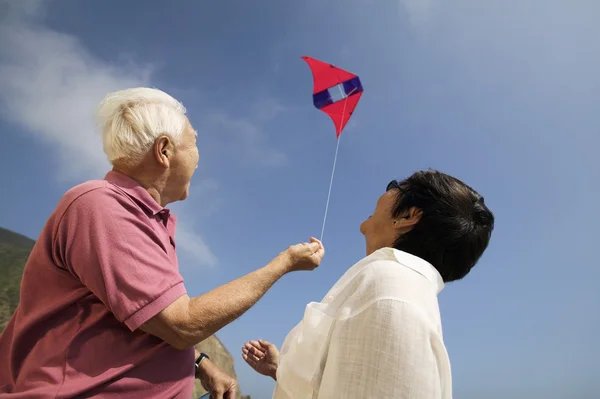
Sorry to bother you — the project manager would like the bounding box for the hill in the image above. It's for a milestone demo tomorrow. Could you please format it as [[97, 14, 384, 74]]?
[[0, 227, 34, 330], [0, 227, 248, 399]]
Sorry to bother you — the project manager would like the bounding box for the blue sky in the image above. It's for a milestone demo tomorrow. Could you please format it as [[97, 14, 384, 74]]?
[[0, 0, 598, 397]]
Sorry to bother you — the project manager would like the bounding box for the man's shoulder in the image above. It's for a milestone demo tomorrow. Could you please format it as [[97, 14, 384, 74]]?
[[63, 178, 107, 197], [57, 178, 132, 214]]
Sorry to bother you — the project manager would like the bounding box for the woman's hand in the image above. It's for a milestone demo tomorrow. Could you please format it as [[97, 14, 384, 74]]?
[[242, 339, 280, 381]]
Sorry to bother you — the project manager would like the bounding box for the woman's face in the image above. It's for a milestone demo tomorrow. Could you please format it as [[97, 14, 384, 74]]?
[[359, 189, 400, 256], [360, 184, 421, 256]]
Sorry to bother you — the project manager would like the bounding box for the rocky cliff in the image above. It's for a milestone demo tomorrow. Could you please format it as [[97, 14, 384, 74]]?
[[0, 227, 248, 399]]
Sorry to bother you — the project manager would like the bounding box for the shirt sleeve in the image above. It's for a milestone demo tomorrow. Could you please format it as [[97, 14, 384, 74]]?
[[317, 299, 444, 399], [53, 187, 187, 331]]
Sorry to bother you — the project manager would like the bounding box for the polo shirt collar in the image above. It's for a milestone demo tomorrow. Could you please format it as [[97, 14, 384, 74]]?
[[104, 170, 166, 217]]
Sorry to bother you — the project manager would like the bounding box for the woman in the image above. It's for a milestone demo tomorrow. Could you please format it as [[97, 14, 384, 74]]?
[[242, 170, 494, 399]]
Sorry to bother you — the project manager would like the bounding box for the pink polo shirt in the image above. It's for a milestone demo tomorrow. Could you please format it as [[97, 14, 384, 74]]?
[[0, 171, 195, 398]]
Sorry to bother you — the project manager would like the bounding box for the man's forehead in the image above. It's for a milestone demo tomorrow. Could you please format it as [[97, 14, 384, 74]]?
[[184, 119, 198, 137]]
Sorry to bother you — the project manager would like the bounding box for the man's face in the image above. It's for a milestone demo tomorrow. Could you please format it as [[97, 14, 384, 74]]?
[[170, 119, 199, 201]]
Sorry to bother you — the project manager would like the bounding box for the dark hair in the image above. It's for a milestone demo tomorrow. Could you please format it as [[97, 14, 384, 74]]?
[[389, 170, 494, 282]]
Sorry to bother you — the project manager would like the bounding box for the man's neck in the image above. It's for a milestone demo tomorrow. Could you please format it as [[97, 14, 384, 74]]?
[[111, 166, 168, 207]]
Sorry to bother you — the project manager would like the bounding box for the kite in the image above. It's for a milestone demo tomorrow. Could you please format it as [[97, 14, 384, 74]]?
[[301, 56, 364, 137], [301, 56, 364, 241]]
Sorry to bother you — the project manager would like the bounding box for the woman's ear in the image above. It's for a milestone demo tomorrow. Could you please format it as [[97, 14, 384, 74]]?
[[405, 207, 423, 226], [394, 207, 422, 231]]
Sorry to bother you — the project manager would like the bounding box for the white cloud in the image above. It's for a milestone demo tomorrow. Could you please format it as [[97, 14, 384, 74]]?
[[398, 0, 437, 28], [188, 92, 291, 168], [251, 96, 290, 122], [173, 227, 217, 268], [0, 0, 47, 20], [203, 112, 288, 168], [0, 1, 218, 267], [0, 25, 151, 180]]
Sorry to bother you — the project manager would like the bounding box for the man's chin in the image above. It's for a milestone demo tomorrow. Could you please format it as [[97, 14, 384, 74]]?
[[179, 188, 190, 201]]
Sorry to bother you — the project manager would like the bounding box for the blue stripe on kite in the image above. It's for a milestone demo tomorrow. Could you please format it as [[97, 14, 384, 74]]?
[[312, 77, 363, 110], [343, 77, 363, 96], [313, 90, 333, 109]]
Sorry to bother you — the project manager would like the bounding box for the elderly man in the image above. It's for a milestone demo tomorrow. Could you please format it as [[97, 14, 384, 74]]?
[[0, 87, 325, 399]]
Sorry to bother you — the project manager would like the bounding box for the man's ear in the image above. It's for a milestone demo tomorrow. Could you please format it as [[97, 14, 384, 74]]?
[[153, 136, 172, 168], [394, 207, 422, 231]]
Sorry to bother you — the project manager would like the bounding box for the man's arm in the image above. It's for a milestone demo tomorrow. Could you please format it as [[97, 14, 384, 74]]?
[[57, 189, 324, 351], [317, 299, 444, 399], [140, 254, 289, 349]]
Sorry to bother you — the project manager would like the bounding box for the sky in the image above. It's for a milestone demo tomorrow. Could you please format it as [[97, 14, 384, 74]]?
[[0, 0, 598, 397]]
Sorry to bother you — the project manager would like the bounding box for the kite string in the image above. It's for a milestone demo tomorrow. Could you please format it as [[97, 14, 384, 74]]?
[[320, 134, 342, 242], [320, 86, 357, 242]]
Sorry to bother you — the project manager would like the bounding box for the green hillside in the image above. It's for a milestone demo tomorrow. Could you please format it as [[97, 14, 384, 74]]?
[[0, 227, 35, 330]]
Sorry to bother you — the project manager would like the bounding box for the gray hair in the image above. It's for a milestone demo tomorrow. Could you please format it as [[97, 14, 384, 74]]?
[[97, 87, 187, 164]]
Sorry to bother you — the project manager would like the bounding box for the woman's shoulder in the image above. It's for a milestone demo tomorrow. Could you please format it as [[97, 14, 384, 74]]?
[[335, 248, 436, 309]]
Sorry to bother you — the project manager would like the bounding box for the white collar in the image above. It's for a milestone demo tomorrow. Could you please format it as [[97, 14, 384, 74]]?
[[324, 247, 445, 303], [382, 248, 445, 295]]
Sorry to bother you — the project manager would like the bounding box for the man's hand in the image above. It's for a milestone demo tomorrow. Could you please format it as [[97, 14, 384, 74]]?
[[242, 339, 280, 381], [279, 237, 325, 273], [196, 358, 238, 399], [140, 237, 325, 351]]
